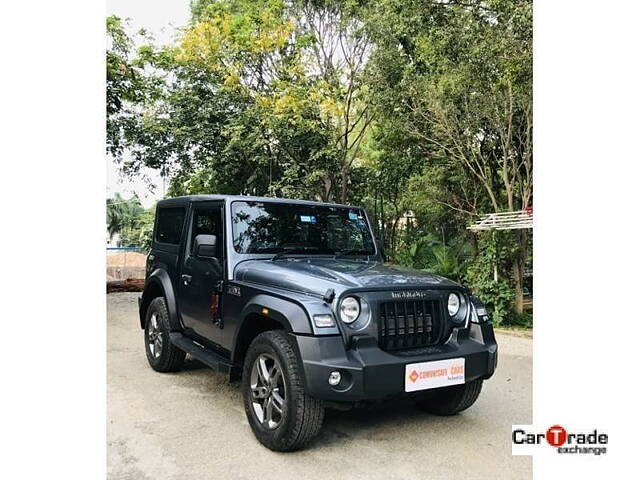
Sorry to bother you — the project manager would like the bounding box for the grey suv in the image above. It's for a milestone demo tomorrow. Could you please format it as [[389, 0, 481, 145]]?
[[139, 195, 497, 451]]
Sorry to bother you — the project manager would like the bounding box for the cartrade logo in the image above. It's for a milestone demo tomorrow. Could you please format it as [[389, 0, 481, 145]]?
[[546, 425, 567, 447], [408, 370, 419, 383], [512, 424, 608, 456]]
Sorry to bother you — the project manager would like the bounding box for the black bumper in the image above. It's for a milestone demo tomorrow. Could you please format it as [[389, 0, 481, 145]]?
[[293, 322, 497, 402]]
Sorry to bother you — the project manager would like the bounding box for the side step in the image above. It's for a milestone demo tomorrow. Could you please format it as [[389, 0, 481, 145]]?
[[169, 332, 238, 376]]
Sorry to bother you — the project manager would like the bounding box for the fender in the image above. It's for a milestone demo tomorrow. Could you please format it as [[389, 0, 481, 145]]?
[[230, 293, 313, 363], [139, 269, 182, 331], [239, 294, 313, 334]]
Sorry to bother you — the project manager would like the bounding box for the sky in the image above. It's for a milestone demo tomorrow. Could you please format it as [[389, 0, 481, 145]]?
[[106, 0, 191, 207]]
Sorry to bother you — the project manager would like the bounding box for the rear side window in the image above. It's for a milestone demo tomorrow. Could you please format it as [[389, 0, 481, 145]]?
[[155, 207, 185, 245]]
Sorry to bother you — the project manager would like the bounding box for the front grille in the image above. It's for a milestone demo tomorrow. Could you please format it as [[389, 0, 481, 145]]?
[[377, 300, 448, 351]]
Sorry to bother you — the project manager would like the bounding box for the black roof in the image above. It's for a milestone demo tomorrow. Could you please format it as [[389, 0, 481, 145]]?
[[157, 194, 357, 209]]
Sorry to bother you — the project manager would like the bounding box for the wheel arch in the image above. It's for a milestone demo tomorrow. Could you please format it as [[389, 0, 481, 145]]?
[[138, 269, 181, 331], [231, 294, 312, 371]]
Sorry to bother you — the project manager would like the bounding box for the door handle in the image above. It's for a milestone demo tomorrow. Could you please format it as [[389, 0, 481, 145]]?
[[181, 274, 193, 285]]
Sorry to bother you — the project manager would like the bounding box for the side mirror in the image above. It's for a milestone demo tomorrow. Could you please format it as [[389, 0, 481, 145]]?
[[194, 234, 217, 258]]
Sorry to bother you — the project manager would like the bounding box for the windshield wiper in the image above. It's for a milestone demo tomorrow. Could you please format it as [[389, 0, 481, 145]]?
[[271, 247, 314, 261], [333, 249, 365, 259]]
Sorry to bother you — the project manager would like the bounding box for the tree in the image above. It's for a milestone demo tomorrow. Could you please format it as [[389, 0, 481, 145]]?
[[106, 16, 150, 158], [119, 206, 156, 250], [365, 0, 532, 312], [106, 193, 144, 244], [106, 0, 533, 322], [113, 0, 375, 204], [294, 0, 375, 202]]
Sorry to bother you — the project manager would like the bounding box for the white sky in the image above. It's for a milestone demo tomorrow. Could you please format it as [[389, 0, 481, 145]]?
[[106, 0, 190, 207]]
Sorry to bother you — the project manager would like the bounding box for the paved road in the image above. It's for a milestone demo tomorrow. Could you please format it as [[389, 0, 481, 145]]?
[[108, 293, 531, 480]]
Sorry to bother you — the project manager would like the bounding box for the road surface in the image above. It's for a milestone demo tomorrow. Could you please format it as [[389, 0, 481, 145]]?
[[107, 293, 532, 480]]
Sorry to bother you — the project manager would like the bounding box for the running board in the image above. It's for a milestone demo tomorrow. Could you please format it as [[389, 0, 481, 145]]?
[[169, 332, 236, 375]]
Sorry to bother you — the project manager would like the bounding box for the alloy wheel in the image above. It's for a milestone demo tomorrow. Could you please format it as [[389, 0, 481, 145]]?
[[250, 353, 286, 430], [147, 313, 163, 358]]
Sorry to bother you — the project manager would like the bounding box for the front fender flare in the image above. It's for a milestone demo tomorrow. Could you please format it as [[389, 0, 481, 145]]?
[[238, 294, 313, 335]]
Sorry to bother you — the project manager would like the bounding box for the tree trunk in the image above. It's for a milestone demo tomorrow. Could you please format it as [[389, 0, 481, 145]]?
[[340, 166, 349, 204], [512, 230, 528, 314], [321, 176, 333, 202], [513, 261, 524, 314]]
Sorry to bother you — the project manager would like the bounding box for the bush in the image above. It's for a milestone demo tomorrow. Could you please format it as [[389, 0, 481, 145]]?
[[394, 230, 530, 327], [395, 234, 470, 284], [503, 311, 533, 328], [461, 233, 517, 327]]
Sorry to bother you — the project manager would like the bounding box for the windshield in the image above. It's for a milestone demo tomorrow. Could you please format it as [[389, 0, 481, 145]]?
[[231, 201, 376, 256]]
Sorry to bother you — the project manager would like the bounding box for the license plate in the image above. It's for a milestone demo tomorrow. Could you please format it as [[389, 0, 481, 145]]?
[[404, 358, 465, 392]]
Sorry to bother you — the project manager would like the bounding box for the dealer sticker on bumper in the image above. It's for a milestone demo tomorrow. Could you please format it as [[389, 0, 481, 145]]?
[[404, 358, 465, 392]]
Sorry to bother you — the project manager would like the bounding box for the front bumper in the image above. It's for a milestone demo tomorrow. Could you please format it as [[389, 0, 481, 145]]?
[[293, 322, 497, 402]]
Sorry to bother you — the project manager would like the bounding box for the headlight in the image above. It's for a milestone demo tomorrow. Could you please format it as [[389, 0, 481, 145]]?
[[448, 293, 461, 316], [339, 296, 360, 324]]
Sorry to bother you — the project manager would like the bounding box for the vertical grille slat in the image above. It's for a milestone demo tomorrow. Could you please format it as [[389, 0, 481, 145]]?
[[402, 301, 409, 348], [377, 297, 448, 352], [392, 301, 398, 349], [419, 300, 425, 346], [411, 301, 418, 348]]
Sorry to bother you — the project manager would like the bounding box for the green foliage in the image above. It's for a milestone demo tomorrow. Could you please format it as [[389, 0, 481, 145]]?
[[396, 234, 471, 283], [109, 0, 374, 203], [464, 233, 515, 326], [119, 207, 156, 251], [506, 312, 533, 329], [106, 16, 154, 158], [106, 0, 533, 326], [106, 194, 155, 250], [106, 193, 144, 238]]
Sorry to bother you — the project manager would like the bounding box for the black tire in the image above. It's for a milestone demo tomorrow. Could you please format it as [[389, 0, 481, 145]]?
[[242, 330, 324, 451], [412, 379, 483, 416], [144, 297, 186, 373]]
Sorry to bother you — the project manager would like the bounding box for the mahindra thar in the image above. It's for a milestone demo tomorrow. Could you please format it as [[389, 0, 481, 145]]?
[[139, 195, 497, 451]]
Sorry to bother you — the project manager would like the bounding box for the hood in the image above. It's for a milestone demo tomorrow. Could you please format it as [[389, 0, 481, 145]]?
[[234, 257, 460, 297]]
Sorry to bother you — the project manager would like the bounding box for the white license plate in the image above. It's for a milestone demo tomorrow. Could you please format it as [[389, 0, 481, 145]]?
[[404, 358, 465, 392]]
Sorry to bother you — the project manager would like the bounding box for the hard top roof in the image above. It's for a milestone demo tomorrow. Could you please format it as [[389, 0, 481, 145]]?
[[157, 194, 359, 209]]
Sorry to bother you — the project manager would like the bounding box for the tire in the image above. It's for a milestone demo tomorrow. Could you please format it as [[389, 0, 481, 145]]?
[[412, 379, 483, 416], [144, 297, 186, 373], [242, 330, 324, 451]]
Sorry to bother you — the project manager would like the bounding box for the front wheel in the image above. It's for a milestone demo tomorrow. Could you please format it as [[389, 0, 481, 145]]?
[[412, 379, 483, 416], [242, 330, 324, 451]]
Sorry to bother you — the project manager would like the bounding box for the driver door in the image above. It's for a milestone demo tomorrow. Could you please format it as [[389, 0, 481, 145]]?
[[178, 202, 225, 346]]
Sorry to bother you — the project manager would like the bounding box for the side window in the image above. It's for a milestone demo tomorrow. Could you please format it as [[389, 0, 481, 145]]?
[[191, 208, 222, 258], [155, 207, 185, 245]]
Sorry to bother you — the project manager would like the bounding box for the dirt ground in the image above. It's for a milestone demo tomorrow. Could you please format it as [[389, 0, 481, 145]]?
[[107, 292, 532, 480]]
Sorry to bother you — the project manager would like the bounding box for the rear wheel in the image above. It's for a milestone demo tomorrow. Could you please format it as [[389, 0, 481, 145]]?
[[144, 297, 185, 372], [412, 379, 483, 416], [242, 330, 324, 451]]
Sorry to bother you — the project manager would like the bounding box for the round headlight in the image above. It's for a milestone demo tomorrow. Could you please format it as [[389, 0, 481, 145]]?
[[448, 293, 461, 316], [339, 296, 361, 324]]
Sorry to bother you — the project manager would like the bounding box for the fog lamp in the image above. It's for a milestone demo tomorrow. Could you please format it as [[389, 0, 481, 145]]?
[[328, 371, 341, 386]]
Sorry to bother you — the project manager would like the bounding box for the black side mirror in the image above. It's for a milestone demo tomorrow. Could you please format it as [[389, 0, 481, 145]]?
[[194, 234, 217, 258]]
